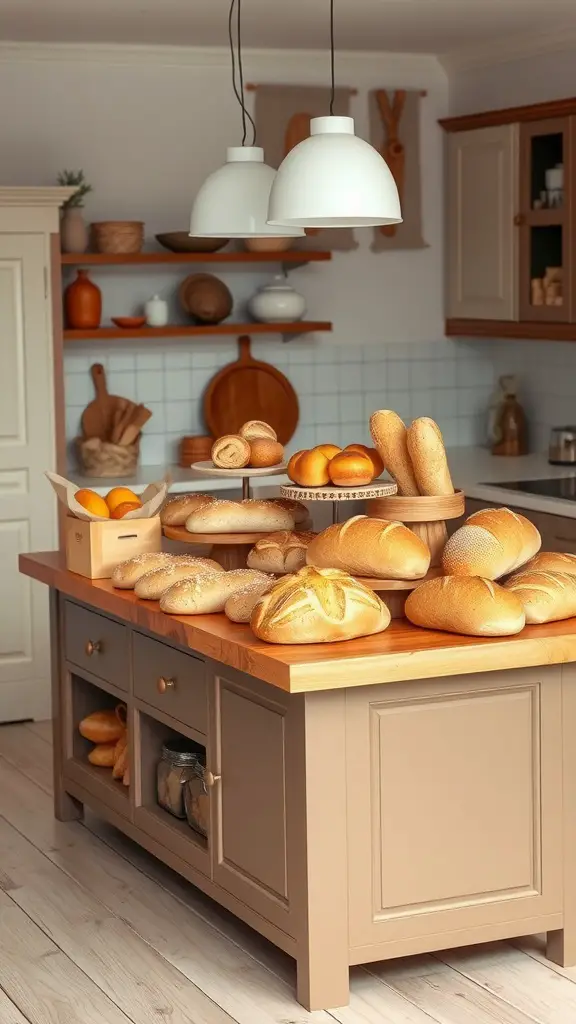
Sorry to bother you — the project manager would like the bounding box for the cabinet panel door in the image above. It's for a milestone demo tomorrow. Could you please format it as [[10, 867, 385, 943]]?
[[447, 125, 518, 320]]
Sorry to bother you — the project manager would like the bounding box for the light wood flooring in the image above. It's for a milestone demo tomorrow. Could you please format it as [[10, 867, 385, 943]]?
[[0, 722, 574, 1024]]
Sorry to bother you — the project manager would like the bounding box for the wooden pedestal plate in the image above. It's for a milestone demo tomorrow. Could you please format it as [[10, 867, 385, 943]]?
[[163, 526, 272, 571], [280, 480, 398, 524], [190, 461, 287, 501], [368, 490, 466, 566]]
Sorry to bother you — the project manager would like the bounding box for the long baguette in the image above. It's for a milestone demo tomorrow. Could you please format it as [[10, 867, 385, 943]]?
[[369, 410, 419, 496], [406, 417, 454, 496]]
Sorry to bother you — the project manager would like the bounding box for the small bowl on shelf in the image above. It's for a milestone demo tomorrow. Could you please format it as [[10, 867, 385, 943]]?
[[155, 233, 229, 254], [111, 316, 147, 330], [244, 237, 295, 253]]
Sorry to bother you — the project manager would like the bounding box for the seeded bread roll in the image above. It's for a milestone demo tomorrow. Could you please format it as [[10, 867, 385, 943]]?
[[111, 552, 173, 589], [160, 494, 215, 527], [160, 569, 271, 615], [211, 434, 251, 469], [239, 420, 277, 442], [406, 417, 454, 496], [442, 507, 541, 580], [249, 438, 284, 468], [134, 557, 221, 600], [185, 499, 294, 534], [247, 531, 316, 574], [224, 577, 276, 623], [251, 566, 391, 644], [369, 410, 419, 496], [517, 551, 576, 576], [405, 576, 526, 636], [306, 516, 430, 579], [504, 570, 576, 623]]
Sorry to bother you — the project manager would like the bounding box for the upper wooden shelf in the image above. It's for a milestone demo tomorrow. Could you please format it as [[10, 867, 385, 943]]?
[[63, 321, 332, 341], [60, 250, 332, 266]]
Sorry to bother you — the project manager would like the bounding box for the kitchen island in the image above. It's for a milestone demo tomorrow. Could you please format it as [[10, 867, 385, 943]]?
[[20, 551, 576, 1010]]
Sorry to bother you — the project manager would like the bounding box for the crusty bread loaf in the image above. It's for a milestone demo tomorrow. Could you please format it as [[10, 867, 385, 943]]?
[[160, 494, 215, 526], [369, 410, 419, 496], [405, 576, 526, 636], [160, 569, 271, 615], [111, 552, 173, 589], [306, 515, 430, 579], [251, 565, 391, 644], [247, 530, 316, 573], [442, 507, 541, 580], [239, 420, 277, 442], [211, 434, 251, 469], [264, 497, 310, 526], [406, 417, 454, 496], [134, 556, 221, 600], [185, 499, 294, 534], [504, 570, 576, 623], [225, 577, 276, 623], [516, 550, 576, 576]]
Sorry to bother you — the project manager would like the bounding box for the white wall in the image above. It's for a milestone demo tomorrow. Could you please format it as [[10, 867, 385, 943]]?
[[449, 48, 576, 115]]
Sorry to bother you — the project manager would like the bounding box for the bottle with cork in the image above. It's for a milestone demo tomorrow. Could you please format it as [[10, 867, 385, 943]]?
[[490, 375, 528, 456]]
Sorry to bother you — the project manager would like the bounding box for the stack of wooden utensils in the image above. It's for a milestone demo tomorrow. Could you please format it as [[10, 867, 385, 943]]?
[[77, 363, 152, 477]]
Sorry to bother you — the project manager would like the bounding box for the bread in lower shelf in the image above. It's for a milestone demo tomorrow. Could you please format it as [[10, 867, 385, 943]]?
[[306, 516, 430, 579], [404, 575, 526, 636], [504, 569, 576, 623], [247, 530, 316, 574], [185, 499, 294, 534], [160, 568, 272, 615], [442, 507, 541, 580]]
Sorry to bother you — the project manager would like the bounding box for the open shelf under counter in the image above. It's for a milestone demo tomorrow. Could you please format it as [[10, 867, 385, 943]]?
[[63, 321, 332, 341], [64, 755, 130, 818], [61, 250, 332, 267]]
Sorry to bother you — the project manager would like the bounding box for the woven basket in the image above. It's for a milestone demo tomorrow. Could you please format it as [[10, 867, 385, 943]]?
[[91, 221, 144, 255], [77, 437, 139, 478]]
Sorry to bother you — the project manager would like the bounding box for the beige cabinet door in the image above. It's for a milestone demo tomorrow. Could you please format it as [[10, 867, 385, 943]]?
[[447, 124, 519, 320], [0, 234, 56, 721]]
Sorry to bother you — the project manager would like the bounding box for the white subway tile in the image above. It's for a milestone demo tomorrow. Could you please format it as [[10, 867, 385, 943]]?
[[136, 371, 164, 402], [139, 433, 168, 465], [136, 351, 163, 371], [191, 367, 215, 397], [364, 392, 383, 419], [64, 350, 90, 374], [339, 393, 364, 423], [410, 361, 434, 390], [386, 361, 410, 391], [362, 361, 387, 391], [314, 394, 337, 425], [108, 350, 136, 372], [314, 363, 339, 394], [343, 364, 363, 391], [392, 392, 411, 420], [410, 390, 434, 417], [163, 348, 192, 370], [165, 368, 193, 401], [144, 402, 166, 433], [166, 402, 195, 433], [65, 373, 91, 406], [106, 370, 136, 399], [65, 405, 83, 439], [287, 364, 314, 396]]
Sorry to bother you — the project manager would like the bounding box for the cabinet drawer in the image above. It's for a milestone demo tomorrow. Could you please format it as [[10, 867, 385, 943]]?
[[64, 601, 129, 692], [132, 633, 207, 735]]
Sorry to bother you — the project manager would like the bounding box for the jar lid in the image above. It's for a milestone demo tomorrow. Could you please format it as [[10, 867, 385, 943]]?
[[161, 737, 205, 767]]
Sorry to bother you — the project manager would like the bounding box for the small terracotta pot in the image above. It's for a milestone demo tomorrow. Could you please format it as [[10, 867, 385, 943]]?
[[65, 270, 102, 329], [61, 208, 89, 254]]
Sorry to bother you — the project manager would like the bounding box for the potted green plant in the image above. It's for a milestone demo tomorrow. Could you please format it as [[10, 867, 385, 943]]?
[[58, 169, 93, 253]]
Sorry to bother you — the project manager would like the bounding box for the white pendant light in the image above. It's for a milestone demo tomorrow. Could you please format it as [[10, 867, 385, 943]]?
[[267, 0, 402, 229], [190, 0, 304, 239]]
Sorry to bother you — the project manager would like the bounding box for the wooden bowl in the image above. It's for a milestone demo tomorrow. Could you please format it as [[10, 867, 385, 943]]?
[[111, 316, 146, 329], [368, 490, 466, 567], [156, 233, 229, 254], [244, 237, 295, 253]]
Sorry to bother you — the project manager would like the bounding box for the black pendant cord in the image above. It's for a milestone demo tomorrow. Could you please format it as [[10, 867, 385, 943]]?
[[329, 0, 335, 115], [228, 0, 257, 147]]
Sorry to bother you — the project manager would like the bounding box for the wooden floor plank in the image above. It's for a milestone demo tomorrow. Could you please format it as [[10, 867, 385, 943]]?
[[0, 889, 131, 1024], [0, 724, 52, 795], [512, 934, 576, 984], [0, 987, 33, 1024], [25, 721, 53, 746]]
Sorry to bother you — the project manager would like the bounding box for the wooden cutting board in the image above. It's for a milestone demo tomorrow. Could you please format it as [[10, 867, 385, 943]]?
[[203, 335, 299, 445]]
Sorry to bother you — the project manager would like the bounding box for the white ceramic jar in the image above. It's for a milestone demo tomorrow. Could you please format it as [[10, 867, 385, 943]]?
[[248, 275, 306, 323], [145, 294, 168, 327]]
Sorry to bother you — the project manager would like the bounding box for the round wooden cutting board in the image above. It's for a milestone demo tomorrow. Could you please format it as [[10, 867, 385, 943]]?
[[203, 335, 299, 444]]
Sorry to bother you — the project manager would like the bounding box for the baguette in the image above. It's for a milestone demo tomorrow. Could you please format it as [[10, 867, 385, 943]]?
[[111, 551, 173, 589], [247, 531, 316, 574], [251, 566, 391, 644], [185, 499, 294, 534], [225, 577, 276, 623], [306, 516, 430, 579], [442, 507, 541, 580], [504, 570, 576, 623], [406, 417, 454, 496], [160, 494, 215, 527], [516, 551, 576, 576], [405, 576, 526, 636], [134, 556, 221, 600], [160, 569, 271, 615], [369, 410, 419, 496]]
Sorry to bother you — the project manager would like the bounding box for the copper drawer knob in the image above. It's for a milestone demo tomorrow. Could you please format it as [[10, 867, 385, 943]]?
[[85, 639, 102, 656], [204, 771, 221, 788], [157, 676, 175, 694]]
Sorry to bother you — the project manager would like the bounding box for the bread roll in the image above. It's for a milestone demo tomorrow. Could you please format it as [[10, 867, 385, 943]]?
[[160, 569, 271, 615], [79, 708, 125, 744], [239, 420, 277, 442], [249, 438, 284, 468], [251, 566, 391, 644], [292, 449, 330, 487], [211, 434, 251, 469], [135, 556, 221, 600], [111, 552, 173, 589], [504, 570, 576, 623], [370, 410, 419, 496], [442, 507, 541, 580], [306, 515, 430, 579], [287, 450, 306, 482], [88, 743, 117, 768], [247, 530, 316, 573], [517, 551, 576, 576], [225, 577, 276, 623], [160, 494, 215, 527], [315, 443, 341, 459], [185, 499, 294, 534], [346, 444, 384, 478], [406, 417, 454, 496], [405, 576, 526, 636], [264, 497, 310, 526], [328, 451, 373, 487]]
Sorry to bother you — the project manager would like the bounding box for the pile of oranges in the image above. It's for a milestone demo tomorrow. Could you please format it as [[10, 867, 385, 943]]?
[[74, 486, 143, 519]]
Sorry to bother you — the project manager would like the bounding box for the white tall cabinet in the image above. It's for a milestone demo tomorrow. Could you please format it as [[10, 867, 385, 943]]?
[[0, 187, 74, 721]]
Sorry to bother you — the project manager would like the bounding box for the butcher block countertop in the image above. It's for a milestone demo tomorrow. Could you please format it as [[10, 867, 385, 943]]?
[[21, 551, 576, 694]]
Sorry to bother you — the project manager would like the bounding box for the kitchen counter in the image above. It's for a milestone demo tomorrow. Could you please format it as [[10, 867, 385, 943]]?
[[20, 550, 576, 1010]]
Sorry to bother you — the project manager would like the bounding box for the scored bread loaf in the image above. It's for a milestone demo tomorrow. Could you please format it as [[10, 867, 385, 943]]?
[[306, 516, 430, 579], [160, 569, 271, 615], [442, 507, 541, 580], [517, 550, 576, 576], [134, 556, 221, 600], [406, 417, 454, 496], [369, 410, 419, 496], [111, 552, 174, 589], [185, 499, 294, 534], [405, 576, 526, 636], [160, 494, 215, 526], [251, 565, 391, 644], [225, 577, 276, 623], [504, 570, 576, 623], [247, 530, 316, 574]]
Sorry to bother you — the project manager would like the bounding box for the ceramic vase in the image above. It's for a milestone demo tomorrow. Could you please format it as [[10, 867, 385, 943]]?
[[145, 294, 168, 327], [64, 269, 102, 329], [61, 208, 89, 254], [248, 275, 306, 323]]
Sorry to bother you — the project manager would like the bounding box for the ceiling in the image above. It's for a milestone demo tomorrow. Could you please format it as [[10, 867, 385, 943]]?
[[1, 0, 576, 59]]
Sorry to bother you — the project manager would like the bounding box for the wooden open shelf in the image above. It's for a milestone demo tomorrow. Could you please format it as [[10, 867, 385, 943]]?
[[61, 250, 332, 266], [446, 318, 576, 342], [64, 322, 331, 341]]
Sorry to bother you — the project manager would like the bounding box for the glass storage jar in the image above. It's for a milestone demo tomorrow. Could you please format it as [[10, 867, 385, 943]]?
[[156, 738, 205, 819], [184, 756, 210, 837]]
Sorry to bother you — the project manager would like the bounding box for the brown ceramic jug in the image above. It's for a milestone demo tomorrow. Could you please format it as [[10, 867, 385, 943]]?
[[64, 269, 102, 329]]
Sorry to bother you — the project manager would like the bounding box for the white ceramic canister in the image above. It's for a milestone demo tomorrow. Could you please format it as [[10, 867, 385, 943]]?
[[248, 275, 306, 323], [145, 294, 169, 327]]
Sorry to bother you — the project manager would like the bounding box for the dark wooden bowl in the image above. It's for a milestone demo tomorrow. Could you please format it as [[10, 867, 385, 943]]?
[[155, 232, 229, 254]]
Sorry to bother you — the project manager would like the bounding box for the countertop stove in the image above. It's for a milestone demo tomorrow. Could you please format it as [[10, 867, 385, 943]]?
[[483, 477, 576, 501]]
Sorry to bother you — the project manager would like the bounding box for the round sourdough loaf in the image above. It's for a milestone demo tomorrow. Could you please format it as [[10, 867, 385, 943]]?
[[160, 494, 215, 526], [442, 507, 541, 580], [405, 575, 526, 636], [306, 515, 430, 579], [504, 570, 576, 623], [251, 565, 391, 644], [517, 551, 576, 576]]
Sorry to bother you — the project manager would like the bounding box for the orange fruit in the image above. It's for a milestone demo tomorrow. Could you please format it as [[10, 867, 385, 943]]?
[[74, 488, 110, 518], [105, 486, 140, 513], [314, 443, 341, 460], [111, 501, 143, 519]]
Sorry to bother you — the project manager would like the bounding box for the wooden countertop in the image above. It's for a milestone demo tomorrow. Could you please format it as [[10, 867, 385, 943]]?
[[21, 551, 576, 694]]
